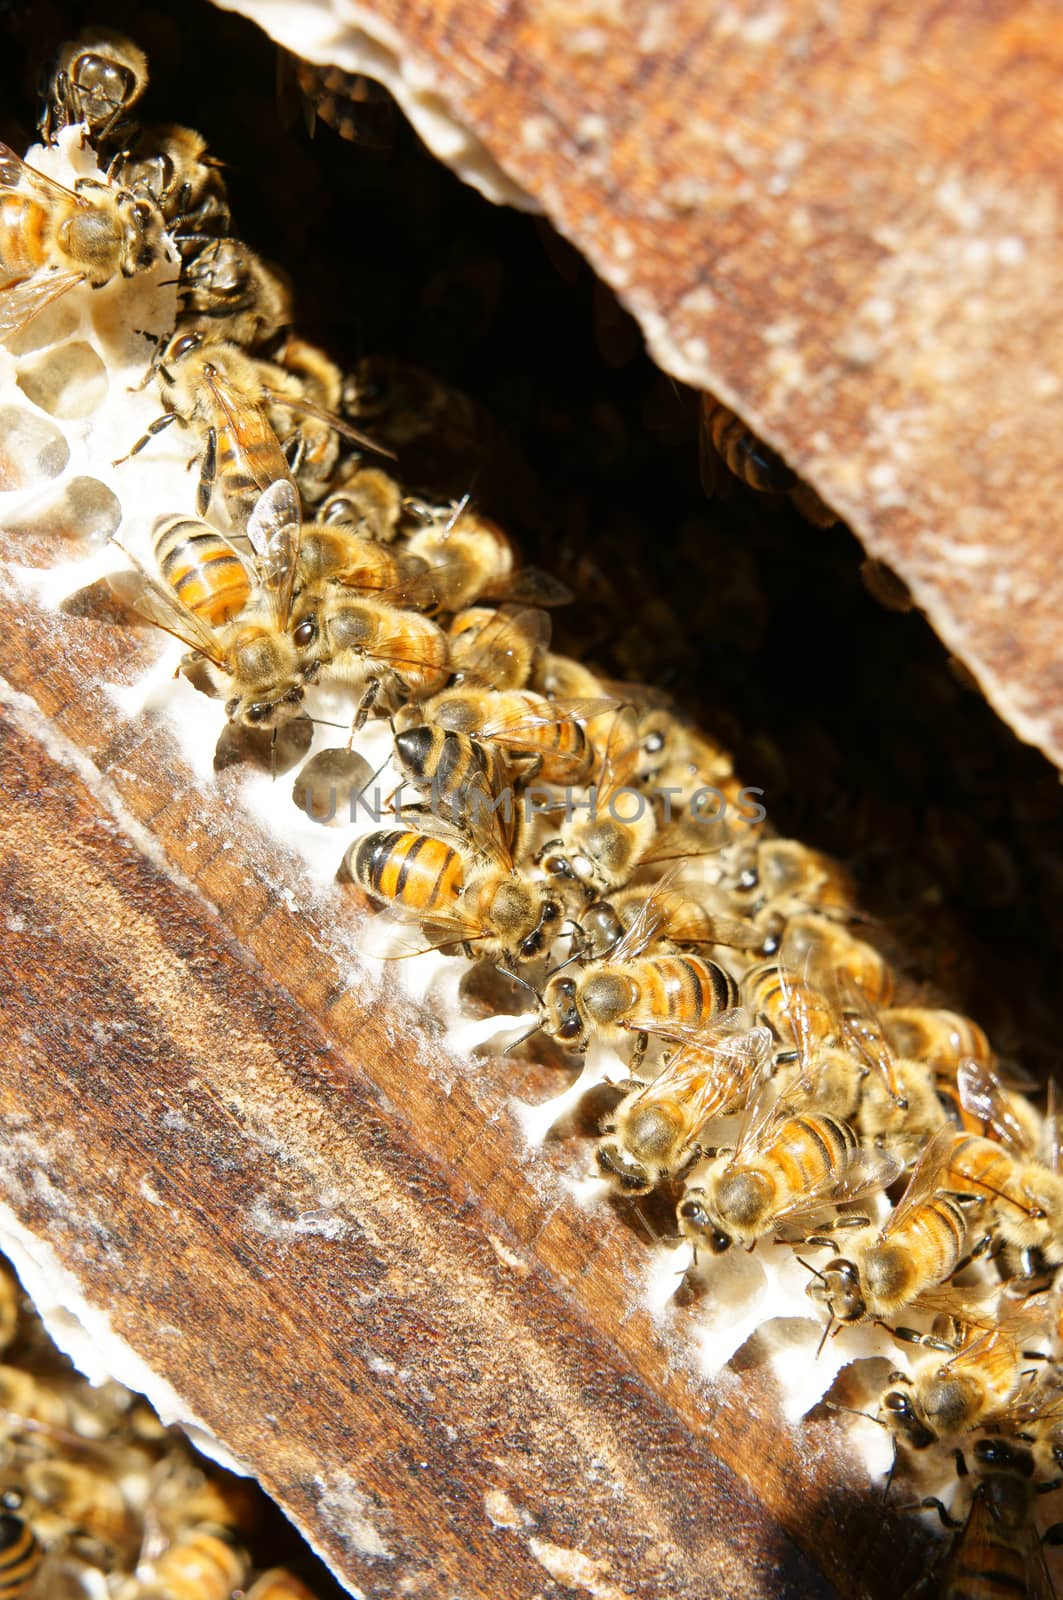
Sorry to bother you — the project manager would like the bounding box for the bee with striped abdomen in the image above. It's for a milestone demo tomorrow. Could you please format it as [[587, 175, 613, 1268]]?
[[39, 30, 148, 153], [0, 1512, 40, 1599]]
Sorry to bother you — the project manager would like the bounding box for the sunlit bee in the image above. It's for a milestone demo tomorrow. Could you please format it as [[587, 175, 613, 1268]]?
[[732, 838, 857, 923], [0, 143, 163, 344], [576, 881, 762, 963], [392, 724, 514, 843], [447, 606, 552, 691], [541, 881, 740, 1053], [138, 1523, 248, 1600], [879, 1308, 1048, 1452], [805, 1124, 973, 1326], [947, 1132, 1063, 1268], [698, 394, 838, 526], [678, 1080, 898, 1254], [532, 651, 606, 702], [320, 464, 403, 542], [117, 333, 384, 530], [742, 960, 836, 1067], [245, 1570, 321, 1600], [424, 686, 613, 786], [265, 337, 347, 503], [111, 481, 309, 728], [39, 30, 148, 150], [352, 826, 562, 965], [111, 124, 231, 249], [781, 913, 894, 1007], [772, 1050, 945, 1159], [404, 506, 515, 612], [880, 1006, 995, 1077], [0, 1512, 40, 1599], [291, 589, 450, 723], [596, 1018, 772, 1193], [932, 1441, 1062, 1600], [295, 523, 411, 597], [634, 706, 735, 793], [153, 514, 251, 627], [178, 237, 292, 351]]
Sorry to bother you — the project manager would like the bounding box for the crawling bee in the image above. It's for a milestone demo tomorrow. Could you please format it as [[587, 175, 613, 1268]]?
[[110, 124, 231, 252], [0, 1511, 40, 1599], [596, 1017, 772, 1193], [246, 1571, 321, 1600], [177, 237, 292, 350], [0, 143, 163, 343], [699, 394, 838, 526], [39, 30, 148, 153], [919, 1440, 1063, 1600], [677, 1075, 899, 1255], [138, 1522, 249, 1600]]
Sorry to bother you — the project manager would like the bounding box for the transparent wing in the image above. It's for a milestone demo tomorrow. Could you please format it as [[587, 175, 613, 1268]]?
[[590, 704, 641, 801], [450, 606, 552, 684], [956, 1057, 1032, 1153], [638, 818, 732, 864], [773, 1146, 903, 1228], [1043, 1078, 1061, 1173], [202, 364, 293, 500], [107, 564, 227, 667], [0, 142, 81, 204], [881, 1123, 960, 1239], [492, 566, 572, 607], [261, 383, 396, 459], [476, 695, 620, 744], [610, 868, 687, 962], [0, 269, 83, 341], [836, 969, 906, 1107], [246, 479, 302, 630]]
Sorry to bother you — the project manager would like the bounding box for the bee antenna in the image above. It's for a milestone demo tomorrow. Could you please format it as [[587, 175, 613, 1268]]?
[[441, 490, 473, 539], [796, 1254, 828, 1284], [544, 947, 585, 981], [815, 1312, 836, 1359], [823, 1399, 886, 1429], [497, 966, 544, 1010]]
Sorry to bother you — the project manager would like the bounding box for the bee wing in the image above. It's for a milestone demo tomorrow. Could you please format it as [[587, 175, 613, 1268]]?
[[451, 606, 552, 684], [609, 867, 687, 961], [1042, 1078, 1061, 1173], [492, 567, 572, 607], [107, 565, 228, 668], [835, 969, 906, 1107], [772, 925, 837, 1068], [956, 1057, 1032, 1152], [653, 1023, 774, 1125], [880, 1122, 960, 1239], [773, 1146, 903, 1229], [638, 818, 732, 864], [260, 384, 396, 460], [0, 142, 81, 204], [246, 479, 302, 629], [0, 268, 83, 341], [475, 696, 619, 743], [202, 364, 293, 501], [590, 704, 641, 801]]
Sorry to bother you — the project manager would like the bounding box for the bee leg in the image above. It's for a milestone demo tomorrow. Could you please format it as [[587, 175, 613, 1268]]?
[[904, 1497, 961, 1530], [112, 410, 177, 467], [353, 679, 382, 731], [284, 429, 306, 475], [628, 1032, 649, 1073], [947, 1231, 994, 1277], [196, 428, 218, 518]]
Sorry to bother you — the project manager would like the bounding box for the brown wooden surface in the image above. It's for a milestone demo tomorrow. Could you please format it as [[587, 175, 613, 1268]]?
[[236, 0, 1063, 769], [0, 551, 943, 1594]]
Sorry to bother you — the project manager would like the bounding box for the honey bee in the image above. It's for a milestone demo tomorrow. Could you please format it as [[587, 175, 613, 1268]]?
[[677, 1066, 899, 1255], [575, 880, 762, 963], [632, 707, 763, 830], [266, 337, 347, 502], [0, 1266, 19, 1355], [110, 480, 310, 727], [879, 1307, 1048, 1452], [922, 1440, 1063, 1600], [110, 124, 231, 250], [293, 522, 411, 598], [0, 1512, 40, 1599], [805, 1124, 976, 1328], [731, 839, 857, 924], [152, 513, 252, 626], [177, 238, 292, 351], [880, 1006, 995, 1078], [0, 144, 164, 343], [391, 724, 515, 841], [742, 958, 836, 1068], [39, 30, 149, 152], [19, 1458, 136, 1562], [351, 821, 563, 966], [117, 333, 383, 527], [540, 881, 741, 1056], [287, 54, 397, 150], [537, 708, 659, 896], [289, 587, 450, 724], [596, 1018, 773, 1193], [319, 463, 403, 542], [245, 1570, 320, 1600], [422, 686, 614, 786], [446, 606, 552, 691], [138, 1523, 248, 1600], [945, 1131, 1063, 1271], [699, 394, 838, 526]]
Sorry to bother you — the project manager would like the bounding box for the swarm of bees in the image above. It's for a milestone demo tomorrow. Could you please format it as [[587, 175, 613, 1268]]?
[[0, 1252, 329, 1599], [3, 27, 1063, 1599]]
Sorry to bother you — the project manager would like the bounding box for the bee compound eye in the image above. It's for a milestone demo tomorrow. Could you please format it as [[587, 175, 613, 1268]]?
[[292, 618, 317, 648]]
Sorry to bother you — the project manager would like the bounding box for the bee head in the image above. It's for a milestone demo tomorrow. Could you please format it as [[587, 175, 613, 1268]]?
[[596, 1140, 652, 1195]]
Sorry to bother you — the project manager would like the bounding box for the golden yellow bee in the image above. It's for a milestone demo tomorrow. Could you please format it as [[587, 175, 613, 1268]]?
[[138, 1522, 248, 1600], [289, 587, 450, 725], [111, 123, 230, 249], [177, 237, 292, 351], [923, 1440, 1062, 1600], [0, 1511, 40, 1599], [677, 1080, 898, 1255], [731, 838, 857, 924], [245, 1569, 321, 1600], [698, 394, 837, 526], [424, 685, 611, 787], [0, 143, 163, 344], [596, 1019, 772, 1193], [110, 481, 309, 728], [319, 463, 403, 542], [152, 513, 251, 627], [540, 881, 741, 1055], [880, 1005, 995, 1078], [805, 1124, 974, 1328]]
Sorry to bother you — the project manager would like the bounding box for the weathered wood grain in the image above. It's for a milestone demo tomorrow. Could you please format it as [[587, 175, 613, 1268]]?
[[228, 0, 1063, 768], [0, 547, 938, 1595]]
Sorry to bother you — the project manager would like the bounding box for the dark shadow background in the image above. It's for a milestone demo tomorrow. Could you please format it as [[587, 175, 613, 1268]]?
[[1, 3, 1060, 1067]]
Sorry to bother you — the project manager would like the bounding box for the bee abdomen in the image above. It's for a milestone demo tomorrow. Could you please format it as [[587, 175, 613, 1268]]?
[[154, 515, 249, 625], [0, 1513, 40, 1599], [354, 829, 463, 914], [706, 400, 795, 493]]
